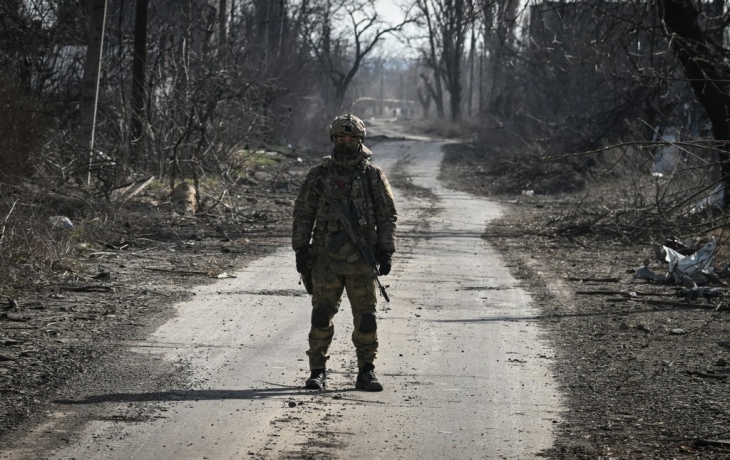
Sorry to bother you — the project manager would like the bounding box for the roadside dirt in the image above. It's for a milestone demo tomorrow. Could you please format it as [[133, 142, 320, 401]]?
[[0, 138, 437, 456], [0, 156, 314, 444], [440, 142, 730, 459], [3, 129, 730, 459]]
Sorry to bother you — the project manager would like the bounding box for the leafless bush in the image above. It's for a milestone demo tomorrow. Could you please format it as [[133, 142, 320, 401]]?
[[0, 74, 51, 182], [0, 183, 117, 290], [535, 140, 730, 242]]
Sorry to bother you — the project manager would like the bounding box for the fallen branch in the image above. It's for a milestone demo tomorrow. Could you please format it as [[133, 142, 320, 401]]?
[[576, 291, 676, 297], [62, 286, 115, 293], [685, 370, 728, 380], [567, 277, 620, 283], [0, 199, 18, 248], [142, 267, 209, 276], [88, 252, 119, 258], [110, 176, 155, 202], [198, 188, 229, 215], [641, 299, 719, 310], [695, 439, 730, 448]]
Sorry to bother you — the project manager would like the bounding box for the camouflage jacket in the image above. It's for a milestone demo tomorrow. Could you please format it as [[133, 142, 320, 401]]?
[[292, 145, 397, 258]]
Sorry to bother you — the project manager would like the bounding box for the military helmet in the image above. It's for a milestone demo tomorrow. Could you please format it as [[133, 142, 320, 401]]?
[[329, 113, 366, 142]]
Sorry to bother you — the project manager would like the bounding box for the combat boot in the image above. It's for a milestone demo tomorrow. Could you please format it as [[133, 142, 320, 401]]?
[[305, 368, 326, 390], [355, 364, 383, 391]]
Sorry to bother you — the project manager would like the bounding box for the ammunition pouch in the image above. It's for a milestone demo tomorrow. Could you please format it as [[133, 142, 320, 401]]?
[[325, 230, 360, 263]]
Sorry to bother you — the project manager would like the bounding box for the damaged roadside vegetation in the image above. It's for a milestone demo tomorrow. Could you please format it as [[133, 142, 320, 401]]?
[[438, 121, 730, 459], [5, 116, 730, 459], [0, 142, 324, 440]]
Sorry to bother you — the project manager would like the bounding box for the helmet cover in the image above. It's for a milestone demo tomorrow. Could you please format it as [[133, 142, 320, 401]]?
[[329, 113, 366, 141]]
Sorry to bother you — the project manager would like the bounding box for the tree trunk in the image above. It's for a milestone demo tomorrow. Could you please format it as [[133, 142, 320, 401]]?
[[441, 0, 465, 122], [219, 0, 228, 63], [433, 68, 445, 118], [420, 0, 445, 118], [79, 0, 108, 184], [417, 87, 432, 118], [171, 0, 193, 186], [659, 0, 730, 192], [130, 0, 148, 168]]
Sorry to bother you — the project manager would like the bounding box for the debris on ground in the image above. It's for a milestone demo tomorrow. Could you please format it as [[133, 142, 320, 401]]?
[[691, 183, 725, 214], [441, 137, 730, 459], [49, 216, 74, 229], [634, 236, 723, 288], [675, 286, 724, 301]]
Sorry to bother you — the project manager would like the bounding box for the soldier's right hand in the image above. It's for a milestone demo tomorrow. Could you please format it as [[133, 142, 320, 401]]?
[[295, 248, 312, 273]]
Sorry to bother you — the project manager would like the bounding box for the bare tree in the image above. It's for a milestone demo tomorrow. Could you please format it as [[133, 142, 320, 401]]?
[[414, 0, 475, 121], [658, 0, 730, 195], [416, 0, 446, 118], [305, 0, 412, 109], [440, 0, 470, 121]]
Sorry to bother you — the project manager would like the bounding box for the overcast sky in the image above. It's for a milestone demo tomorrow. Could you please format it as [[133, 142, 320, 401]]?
[[374, 0, 416, 57]]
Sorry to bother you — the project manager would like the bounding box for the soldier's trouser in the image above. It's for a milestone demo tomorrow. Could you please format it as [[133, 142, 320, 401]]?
[[306, 265, 378, 370]]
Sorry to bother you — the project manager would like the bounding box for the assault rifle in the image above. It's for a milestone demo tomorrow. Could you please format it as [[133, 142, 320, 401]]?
[[311, 186, 390, 303]]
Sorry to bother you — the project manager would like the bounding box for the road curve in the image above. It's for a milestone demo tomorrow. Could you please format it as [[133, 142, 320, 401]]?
[[4, 136, 562, 459]]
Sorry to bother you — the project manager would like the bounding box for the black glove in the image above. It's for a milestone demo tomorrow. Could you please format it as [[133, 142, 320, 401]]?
[[377, 250, 392, 276], [295, 248, 312, 273]]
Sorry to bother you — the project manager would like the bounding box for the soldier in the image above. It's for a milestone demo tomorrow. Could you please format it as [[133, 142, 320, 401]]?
[[292, 113, 397, 392]]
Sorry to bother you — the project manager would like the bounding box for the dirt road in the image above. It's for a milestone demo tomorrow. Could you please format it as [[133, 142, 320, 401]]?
[[2, 132, 563, 459]]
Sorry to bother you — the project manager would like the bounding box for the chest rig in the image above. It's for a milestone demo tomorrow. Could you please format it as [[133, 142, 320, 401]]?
[[315, 162, 376, 261]]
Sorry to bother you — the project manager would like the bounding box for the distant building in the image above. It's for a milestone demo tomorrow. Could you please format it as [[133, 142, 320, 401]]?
[[350, 97, 419, 119]]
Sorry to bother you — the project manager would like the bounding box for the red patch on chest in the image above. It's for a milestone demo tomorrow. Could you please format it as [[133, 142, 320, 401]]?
[[337, 180, 346, 189]]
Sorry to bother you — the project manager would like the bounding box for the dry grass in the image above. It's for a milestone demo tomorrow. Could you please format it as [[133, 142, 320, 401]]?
[[0, 183, 117, 295]]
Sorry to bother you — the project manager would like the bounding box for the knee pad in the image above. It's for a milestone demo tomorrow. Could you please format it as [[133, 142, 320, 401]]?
[[311, 307, 330, 328], [358, 312, 377, 333]]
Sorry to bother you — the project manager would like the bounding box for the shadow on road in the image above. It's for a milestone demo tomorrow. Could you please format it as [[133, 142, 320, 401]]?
[[55, 386, 359, 405], [430, 305, 710, 323]]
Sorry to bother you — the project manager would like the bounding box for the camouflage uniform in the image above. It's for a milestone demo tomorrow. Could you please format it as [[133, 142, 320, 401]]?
[[292, 145, 397, 371]]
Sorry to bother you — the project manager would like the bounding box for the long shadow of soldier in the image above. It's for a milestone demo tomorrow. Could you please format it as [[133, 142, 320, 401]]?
[[55, 383, 359, 405]]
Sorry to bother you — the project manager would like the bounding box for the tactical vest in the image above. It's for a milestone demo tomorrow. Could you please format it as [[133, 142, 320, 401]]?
[[314, 162, 377, 263]]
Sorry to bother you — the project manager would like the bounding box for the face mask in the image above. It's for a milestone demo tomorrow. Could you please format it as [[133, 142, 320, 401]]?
[[334, 139, 360, 156], [334, 136, 361, 157]]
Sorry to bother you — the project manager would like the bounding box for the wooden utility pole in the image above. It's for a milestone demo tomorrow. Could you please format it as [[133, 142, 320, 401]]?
[[380, 74, 384, 115], [130, 0, 149, 168], [219, 0, 229, 64]]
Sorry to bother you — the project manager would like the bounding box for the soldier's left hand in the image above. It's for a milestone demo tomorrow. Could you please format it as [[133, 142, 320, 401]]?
[[295, 247, 312, 273], [377, 250, 392, 276]]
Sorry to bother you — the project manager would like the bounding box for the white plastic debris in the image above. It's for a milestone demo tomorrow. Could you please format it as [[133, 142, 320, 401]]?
[[651, 141, 680, 177], [651, 126, 680, 177], [49, 216, 74, 230], [664, 237, 716, 281], [634, 237, 718, 285], [692, 183, 725, 214]]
